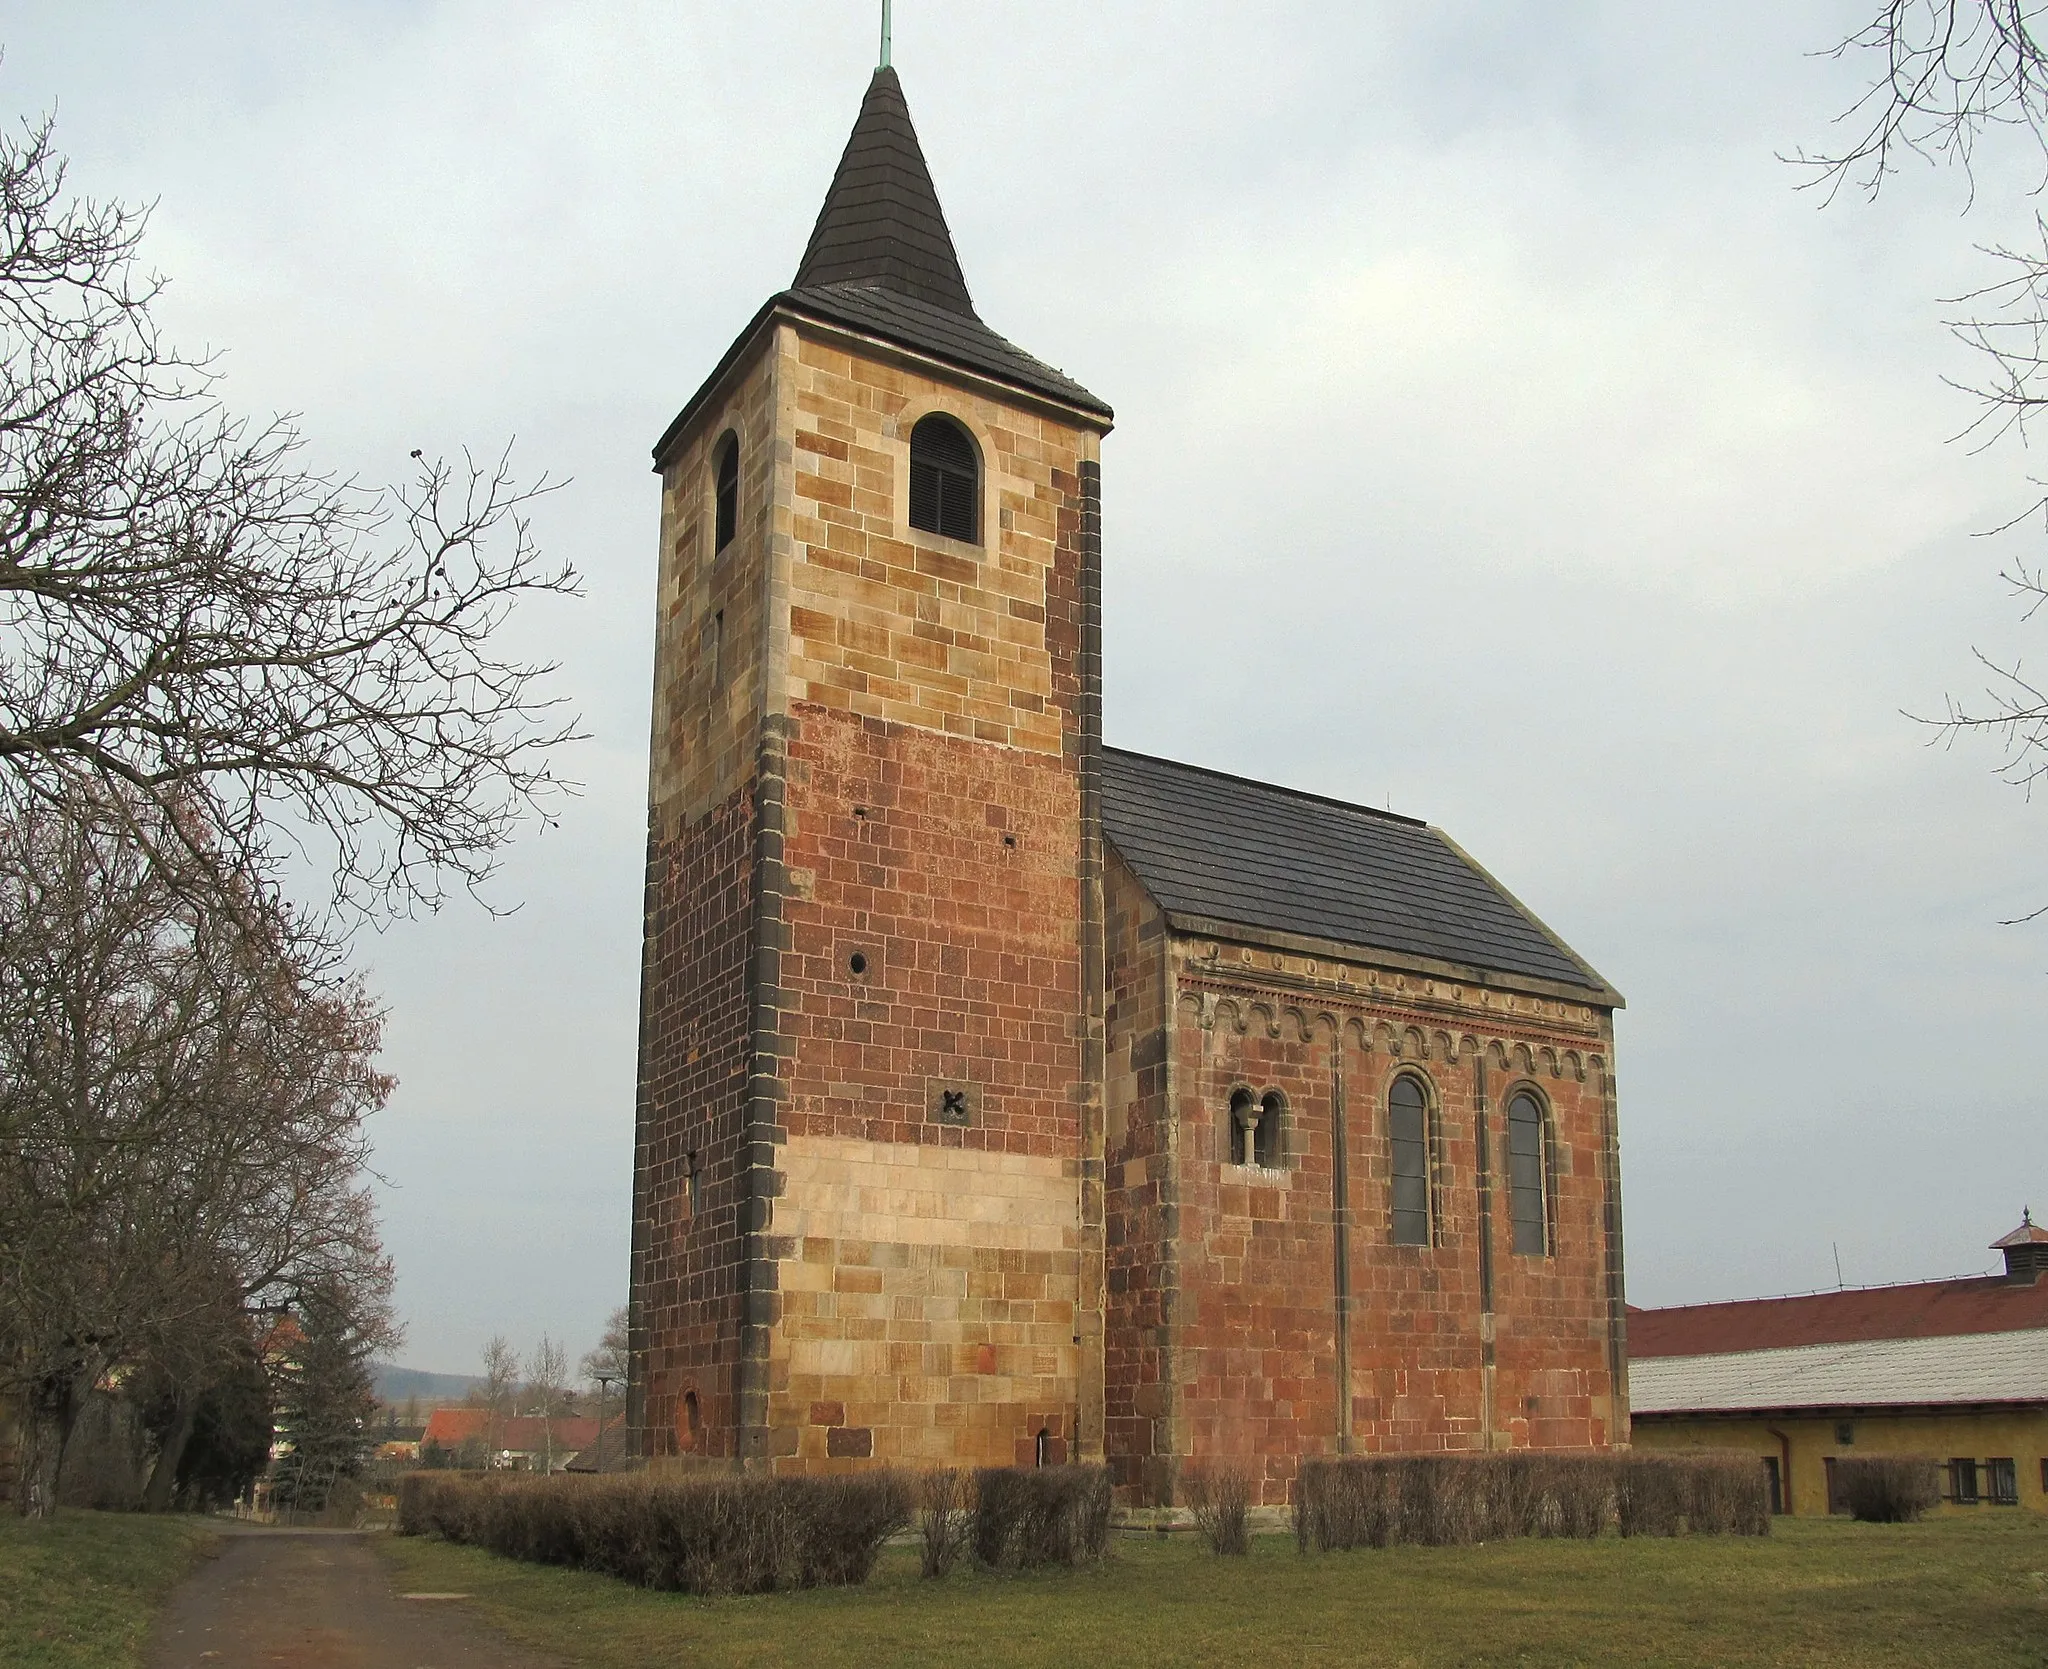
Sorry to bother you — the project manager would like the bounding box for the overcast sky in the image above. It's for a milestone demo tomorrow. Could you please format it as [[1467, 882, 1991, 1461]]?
[[10, 2, 2047, 1376]]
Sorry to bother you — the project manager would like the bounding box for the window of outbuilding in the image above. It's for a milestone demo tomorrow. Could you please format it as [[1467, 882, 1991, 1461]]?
[[1949, 1458, 1980, 1504], [1389, 1074, 1432, 1246], [908, 413, 979, 543], [1506, 1090, 1549, 1256], [1987, 1458, 2019, 1506], [714, 431, 739, 553]]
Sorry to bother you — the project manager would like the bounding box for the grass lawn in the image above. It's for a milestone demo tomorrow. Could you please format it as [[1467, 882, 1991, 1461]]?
[[0, 1511, 219, 1669], [379, 1514, 2048, 1669]]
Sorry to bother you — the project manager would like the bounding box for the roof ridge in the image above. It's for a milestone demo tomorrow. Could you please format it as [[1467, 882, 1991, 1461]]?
[[1102, 744, 1429, 829], [1630, 1271, 2011, 1312]]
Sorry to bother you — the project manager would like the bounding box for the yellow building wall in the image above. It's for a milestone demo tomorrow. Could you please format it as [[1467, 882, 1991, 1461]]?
[[1632, 1410, 2048, 1517]]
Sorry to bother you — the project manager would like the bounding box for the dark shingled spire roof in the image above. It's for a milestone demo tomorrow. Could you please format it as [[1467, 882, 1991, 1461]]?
[[793, 67, 975, 316], [653, 66, 1109, 463]]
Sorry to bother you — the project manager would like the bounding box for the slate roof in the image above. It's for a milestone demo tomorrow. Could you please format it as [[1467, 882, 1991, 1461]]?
[[781, 282, 1110, 417], [654, 68, 1109, 464], [1101, 748, 1613, 996], [794, 67, 976, 314], [1628, 1275, 2048, 1359], [1629, 1330, 2048, 1416]]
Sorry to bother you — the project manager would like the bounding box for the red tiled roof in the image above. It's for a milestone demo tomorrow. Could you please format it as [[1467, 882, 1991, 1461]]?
[[420, 1408, 600, 1452], [1628, 1276, 2048, 1359]]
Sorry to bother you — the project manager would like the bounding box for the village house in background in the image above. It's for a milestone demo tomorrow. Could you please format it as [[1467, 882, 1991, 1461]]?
[[1629, 1214, 2048, 1515], [628, 59, 1628, 1505], [418, 1407, 618, 1474]]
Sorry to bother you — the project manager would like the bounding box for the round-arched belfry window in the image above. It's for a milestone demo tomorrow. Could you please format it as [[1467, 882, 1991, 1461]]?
[[908, 413, 979, 543]]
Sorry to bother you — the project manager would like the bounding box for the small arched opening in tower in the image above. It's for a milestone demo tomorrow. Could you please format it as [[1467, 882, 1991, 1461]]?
[[908, 413, 979, 543]]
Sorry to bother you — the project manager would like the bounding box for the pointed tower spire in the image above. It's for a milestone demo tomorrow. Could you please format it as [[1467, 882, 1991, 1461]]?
[[792, 67, 976, 317]]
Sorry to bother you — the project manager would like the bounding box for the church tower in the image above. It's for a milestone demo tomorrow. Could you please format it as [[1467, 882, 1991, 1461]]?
[[630, 63, 1115, 1470]]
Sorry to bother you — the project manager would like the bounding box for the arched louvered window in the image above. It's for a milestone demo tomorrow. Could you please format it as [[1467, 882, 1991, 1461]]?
[[714, 432, 739, 554], [908, 413, 979, 543], [1506, 1090, 1550, 1256], [1389, 1074, 1432, 1246]]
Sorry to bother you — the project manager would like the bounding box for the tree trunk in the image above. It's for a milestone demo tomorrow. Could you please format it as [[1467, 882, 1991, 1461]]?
[[17, 1373, 82, 1519], [142, 1391, 198, 1513]]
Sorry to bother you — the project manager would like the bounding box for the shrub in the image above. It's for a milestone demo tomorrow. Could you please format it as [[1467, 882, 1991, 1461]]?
[[1836, 1456, 1941, 1524], [917, 1468, 972, 1578], [1182, 1466, 1253, 1556], [394, 1469, 911, 1594], [790, 1474, 913, 1587], [1294, 1451, 1770, 1552], [972, 1465, 1112, 1570], [1614, 1453, 1769, 1539]]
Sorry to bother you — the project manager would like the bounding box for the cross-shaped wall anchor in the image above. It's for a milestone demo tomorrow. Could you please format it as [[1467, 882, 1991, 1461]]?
[[932, 1081, 977, 1126]]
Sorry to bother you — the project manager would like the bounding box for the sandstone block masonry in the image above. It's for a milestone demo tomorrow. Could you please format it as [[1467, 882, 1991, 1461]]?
[[630, 311, 1108, 1471], [630, 60, 1624, 1502], [1103, 844, 1626, 1507]]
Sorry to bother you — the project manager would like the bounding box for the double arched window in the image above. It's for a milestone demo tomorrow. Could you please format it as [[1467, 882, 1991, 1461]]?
[[713, 431, 739, 554], [1227, 1086, 1284, 1169], [1506, 1090, 1551, 1256], [908, 413, 980, 543], [1388, 1074, 1434, 1246]]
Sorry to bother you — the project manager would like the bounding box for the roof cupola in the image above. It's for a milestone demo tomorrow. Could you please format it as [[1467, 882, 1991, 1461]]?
[[1993, 1208, 2048, 1285]]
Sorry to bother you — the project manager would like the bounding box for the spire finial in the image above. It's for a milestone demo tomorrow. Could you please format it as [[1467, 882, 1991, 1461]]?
[[880, 0, 893, 69]]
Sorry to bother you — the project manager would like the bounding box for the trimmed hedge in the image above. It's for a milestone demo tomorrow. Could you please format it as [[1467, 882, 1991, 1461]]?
[[971, 1465, 1112, 1569], [1835, 1456, 1941, 1523], [1295, 1452, 1769, 1551], [397, 1469, 912, 1594]]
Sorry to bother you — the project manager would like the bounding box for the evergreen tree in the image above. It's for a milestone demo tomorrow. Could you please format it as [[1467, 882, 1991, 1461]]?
[[269, 1283, 384, 1514]]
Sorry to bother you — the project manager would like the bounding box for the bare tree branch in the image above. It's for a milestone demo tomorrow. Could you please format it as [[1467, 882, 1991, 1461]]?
[[1789, 2, 2048, 202], [0, 113, 582, 919]]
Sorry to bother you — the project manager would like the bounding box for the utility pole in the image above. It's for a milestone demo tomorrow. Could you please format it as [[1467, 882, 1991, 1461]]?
[[594, 1374, 617, 1474]]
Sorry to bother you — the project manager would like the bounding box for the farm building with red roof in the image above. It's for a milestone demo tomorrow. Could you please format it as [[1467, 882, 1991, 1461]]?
[[1628, 1214, 2048, 1517]]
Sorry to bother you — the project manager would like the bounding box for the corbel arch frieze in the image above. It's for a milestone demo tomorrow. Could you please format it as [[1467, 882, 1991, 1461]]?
[[1402, 1025, 1428, 1061], [1247, 1001, 1280, 1039]]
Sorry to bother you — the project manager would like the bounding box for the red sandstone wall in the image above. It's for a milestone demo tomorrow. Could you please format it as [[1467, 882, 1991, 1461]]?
[[1168, 968, 1620, 1500], [778, 707, 1082, 1156], [1101, 920, 1621, 1507], [1103, 850, 1175, 1499], [632, 788, 755, 1458]]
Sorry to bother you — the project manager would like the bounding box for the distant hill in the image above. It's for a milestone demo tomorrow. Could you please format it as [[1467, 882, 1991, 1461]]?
[[373, 1362, 481, 1406]]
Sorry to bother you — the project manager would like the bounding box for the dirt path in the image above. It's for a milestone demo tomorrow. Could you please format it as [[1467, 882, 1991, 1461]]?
[[143, 1525, 563, 1669]]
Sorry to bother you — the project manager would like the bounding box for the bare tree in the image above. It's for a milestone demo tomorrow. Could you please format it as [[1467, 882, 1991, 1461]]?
[[1800, 6, 2048, 889], [577, 1305, 629, 1392], [0, 113, 580, 919], [524, 1335, 570, 1471], [477, 1335, 519, 1465], [0, 793, 392, 1515]]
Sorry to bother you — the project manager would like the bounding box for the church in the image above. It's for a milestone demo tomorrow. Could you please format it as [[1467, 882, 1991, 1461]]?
[[627, 58, 1628, 1507]]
